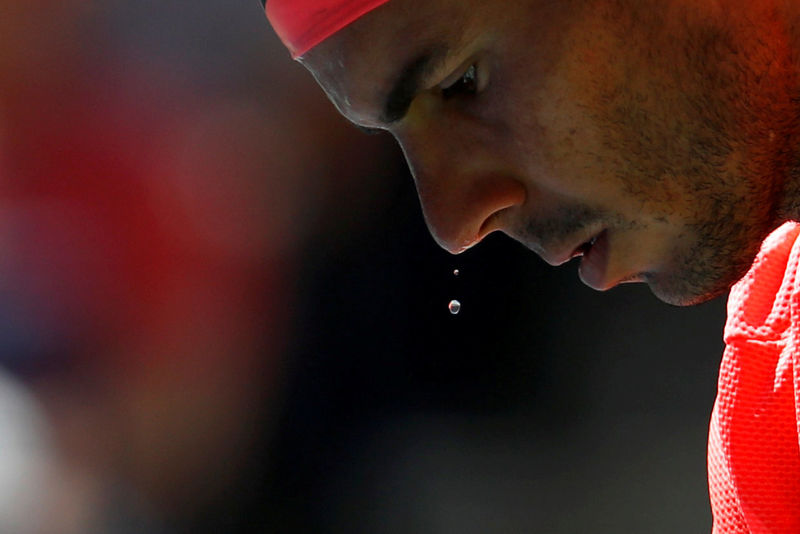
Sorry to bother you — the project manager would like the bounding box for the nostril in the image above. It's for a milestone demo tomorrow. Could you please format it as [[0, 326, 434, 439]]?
[[477, 208, 507, 241], [451, 206, 515, 254], [437, 205, 519, 255], [422, 178, 526, 254]]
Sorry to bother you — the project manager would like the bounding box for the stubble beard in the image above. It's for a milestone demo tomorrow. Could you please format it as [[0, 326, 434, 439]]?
[[645, 219, 771, 306]]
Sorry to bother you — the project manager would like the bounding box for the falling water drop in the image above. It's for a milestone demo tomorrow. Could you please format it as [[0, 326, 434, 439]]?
[[448, 299, 461, 315]]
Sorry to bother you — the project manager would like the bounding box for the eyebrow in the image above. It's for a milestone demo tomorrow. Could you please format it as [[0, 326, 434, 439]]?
[[380, 45, 449, 124]]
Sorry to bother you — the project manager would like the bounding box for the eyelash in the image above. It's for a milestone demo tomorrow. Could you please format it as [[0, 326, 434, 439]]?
[[441, 63, 479, 100]]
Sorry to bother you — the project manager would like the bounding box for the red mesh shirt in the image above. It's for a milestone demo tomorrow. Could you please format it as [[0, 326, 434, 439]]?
[[709, 221, 800, 533]]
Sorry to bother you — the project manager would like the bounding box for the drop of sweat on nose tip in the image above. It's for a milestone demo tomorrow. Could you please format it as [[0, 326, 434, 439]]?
[[448, 300, 461, 315]]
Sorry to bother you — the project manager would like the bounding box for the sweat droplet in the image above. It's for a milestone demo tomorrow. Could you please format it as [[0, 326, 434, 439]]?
[[448, 300, 461, 315]]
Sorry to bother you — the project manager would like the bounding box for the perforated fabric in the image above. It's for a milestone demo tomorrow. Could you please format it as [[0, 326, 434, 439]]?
[[708, 221, 800, 533]]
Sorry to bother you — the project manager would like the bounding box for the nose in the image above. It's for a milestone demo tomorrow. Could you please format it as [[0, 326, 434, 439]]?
[[395, 123, 526, 254]]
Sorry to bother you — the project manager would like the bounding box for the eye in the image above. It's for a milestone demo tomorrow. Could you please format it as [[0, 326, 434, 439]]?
[[441, 63, 479, 100]]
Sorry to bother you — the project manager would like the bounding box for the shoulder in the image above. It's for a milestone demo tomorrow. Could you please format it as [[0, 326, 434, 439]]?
[[725, 222, 800, 343]]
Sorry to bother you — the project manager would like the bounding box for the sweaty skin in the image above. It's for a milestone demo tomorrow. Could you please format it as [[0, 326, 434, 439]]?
[[299, 0, 800, 305]]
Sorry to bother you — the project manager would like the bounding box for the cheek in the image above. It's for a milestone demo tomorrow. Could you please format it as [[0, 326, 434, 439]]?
[[493, 5, 700, 215], [506, 65, 624, 202], [521, 38, 700, 216]]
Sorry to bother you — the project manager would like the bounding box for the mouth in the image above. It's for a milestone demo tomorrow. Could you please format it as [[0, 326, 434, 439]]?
[[576, 229, 612, 290], [572, 233, 600, 259], [536, 226, 604, 267], [533, 225, 633, 291]]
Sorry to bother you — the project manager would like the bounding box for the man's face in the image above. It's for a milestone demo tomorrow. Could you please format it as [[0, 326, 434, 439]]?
[[300, 0, 797, 305]]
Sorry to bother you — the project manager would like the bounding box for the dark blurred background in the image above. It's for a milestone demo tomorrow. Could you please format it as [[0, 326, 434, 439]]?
[[0, 1, 725, 533]]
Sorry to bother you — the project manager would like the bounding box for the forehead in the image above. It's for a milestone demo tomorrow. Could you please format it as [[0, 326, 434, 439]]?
[[299, 0, 492, 125]]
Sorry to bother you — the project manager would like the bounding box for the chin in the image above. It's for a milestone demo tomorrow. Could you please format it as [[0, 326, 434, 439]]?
[[644, 224, 769, 306], [644, 270, 738, 307]]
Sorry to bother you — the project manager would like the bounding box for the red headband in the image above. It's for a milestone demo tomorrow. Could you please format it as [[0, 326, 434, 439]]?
[[265, 0, 392, 58]]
